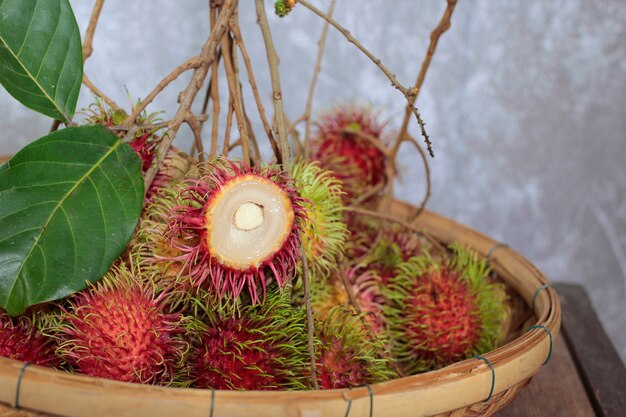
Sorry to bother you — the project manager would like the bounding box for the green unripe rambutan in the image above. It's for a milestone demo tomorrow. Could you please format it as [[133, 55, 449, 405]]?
[[291, 159, 348, 277], [385, 243, 508, 374]]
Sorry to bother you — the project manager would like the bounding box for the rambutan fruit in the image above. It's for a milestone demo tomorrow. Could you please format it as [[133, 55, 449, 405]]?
[[164, 158, 306, 303], [132, 184, 188, 287], [83, 97, 163, 172], [385, 243, 508, 374], [315, 307, 396, 389], [275, 0, 296, 17], [290, 159, 348, 277], [185, 290, 309, 390], [54, 265, 187, 385], [0, 310, 60, 367], [311, 266, 386, 335], [310, 105, 388, 203]]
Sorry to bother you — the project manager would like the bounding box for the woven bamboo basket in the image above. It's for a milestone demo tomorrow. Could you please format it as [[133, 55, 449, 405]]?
[[0, 154, 560, 417]]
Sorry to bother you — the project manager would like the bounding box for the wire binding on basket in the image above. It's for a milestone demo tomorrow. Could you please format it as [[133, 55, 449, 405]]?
[[531, 284, 554, 311], [527, 325, 553, 365], [473, 356, 495, 402], [342, 385, 373, 417], [343, 387, 353, 417], [486, 242, 509, 262], [209, 387, 215, 417], [365, 384, 373, 417], [14, 361, 32, 409]]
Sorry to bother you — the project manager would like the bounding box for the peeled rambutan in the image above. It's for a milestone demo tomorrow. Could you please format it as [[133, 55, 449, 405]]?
[[0, 310, 60, 367], [164, 158, 307, 303], [185, 290, 309, 390], [310, 105, 388, 202], [54, 265, 187, 385], [315, 307, 396, 389], [385, 243, 508, 374], [291, 159, 348, 277]]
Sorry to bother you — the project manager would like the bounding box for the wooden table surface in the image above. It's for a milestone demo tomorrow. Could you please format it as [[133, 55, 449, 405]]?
[[498, 284, 625, 417]]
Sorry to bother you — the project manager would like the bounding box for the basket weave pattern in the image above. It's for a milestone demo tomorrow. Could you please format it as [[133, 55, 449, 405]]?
[[0, 201, 560, 417]]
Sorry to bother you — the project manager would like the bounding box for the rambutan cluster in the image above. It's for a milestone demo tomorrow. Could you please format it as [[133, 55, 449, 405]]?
[[1, 140, 510, 393]]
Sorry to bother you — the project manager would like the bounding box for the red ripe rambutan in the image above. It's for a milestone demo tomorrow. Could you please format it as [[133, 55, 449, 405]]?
[[0, 311, 60, 367], [186, 291, 308, 390], [310, 105, 388, 202], [165, 158, 307, 303], [385, 244, 508, 374], [315, 307, 395, 389], [55, 265, 187, 385]]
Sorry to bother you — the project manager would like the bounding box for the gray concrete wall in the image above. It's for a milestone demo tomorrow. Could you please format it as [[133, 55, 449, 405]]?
[[1, 1, 624, 361]]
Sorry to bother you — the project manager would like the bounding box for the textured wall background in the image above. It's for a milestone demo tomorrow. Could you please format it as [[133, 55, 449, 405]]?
[[1, 1, 625, 362]]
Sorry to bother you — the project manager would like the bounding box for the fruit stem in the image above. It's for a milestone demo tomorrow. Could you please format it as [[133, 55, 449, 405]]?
[[300, 244, 320, 389]]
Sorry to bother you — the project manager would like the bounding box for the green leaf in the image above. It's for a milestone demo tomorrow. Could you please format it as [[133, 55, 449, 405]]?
[[0, 0, 83, 122], [0, 125, 144, 315]]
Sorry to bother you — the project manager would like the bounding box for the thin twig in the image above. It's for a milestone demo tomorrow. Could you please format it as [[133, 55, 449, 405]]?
[[107, 120, 172, 132], [82, 73, 121, 111], [123, 56, 203, 127], [337, 267, 363, 316], [185, 112, 205, 162], [303, 0, 336, 157], [82, 0, 105, 61], [143, 0, 237, 193], [208, 6, 222, 157], [381, 1, 456, 212], [230, 21, 281, 162], [222, 97, 235, 156], [49, 119, 62, 133], [394, 0, 457, 147], [255, 0, 290, 167], [296, 0, 432, 157], [300, 244, 320, 390], [344, 206, 444, 252], [220, 30, 251, 164], [403, 134, 431, 220]]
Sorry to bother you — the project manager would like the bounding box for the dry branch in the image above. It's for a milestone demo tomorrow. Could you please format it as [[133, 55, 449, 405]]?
[[255, 0, 290, 166], [303, 0, 336, 156], [123, 56, 204, 127], [296, 0, 432, 157], [143, 0, 237, 193]]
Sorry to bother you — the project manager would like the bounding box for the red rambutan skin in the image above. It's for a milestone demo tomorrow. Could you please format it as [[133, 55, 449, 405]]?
[[404, 268, 482, 364], [311, 106, 387, 200], [316, 334, 369, 389], [166, 161, 306, 303], [189, 317, 290, 390], [58, 283, 185, 384], [0, 311, 60, 367], [130, 131, 158, 172]]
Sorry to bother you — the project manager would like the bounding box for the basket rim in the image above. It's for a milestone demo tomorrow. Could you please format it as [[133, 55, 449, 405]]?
[[0, 200, 561, 417]]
